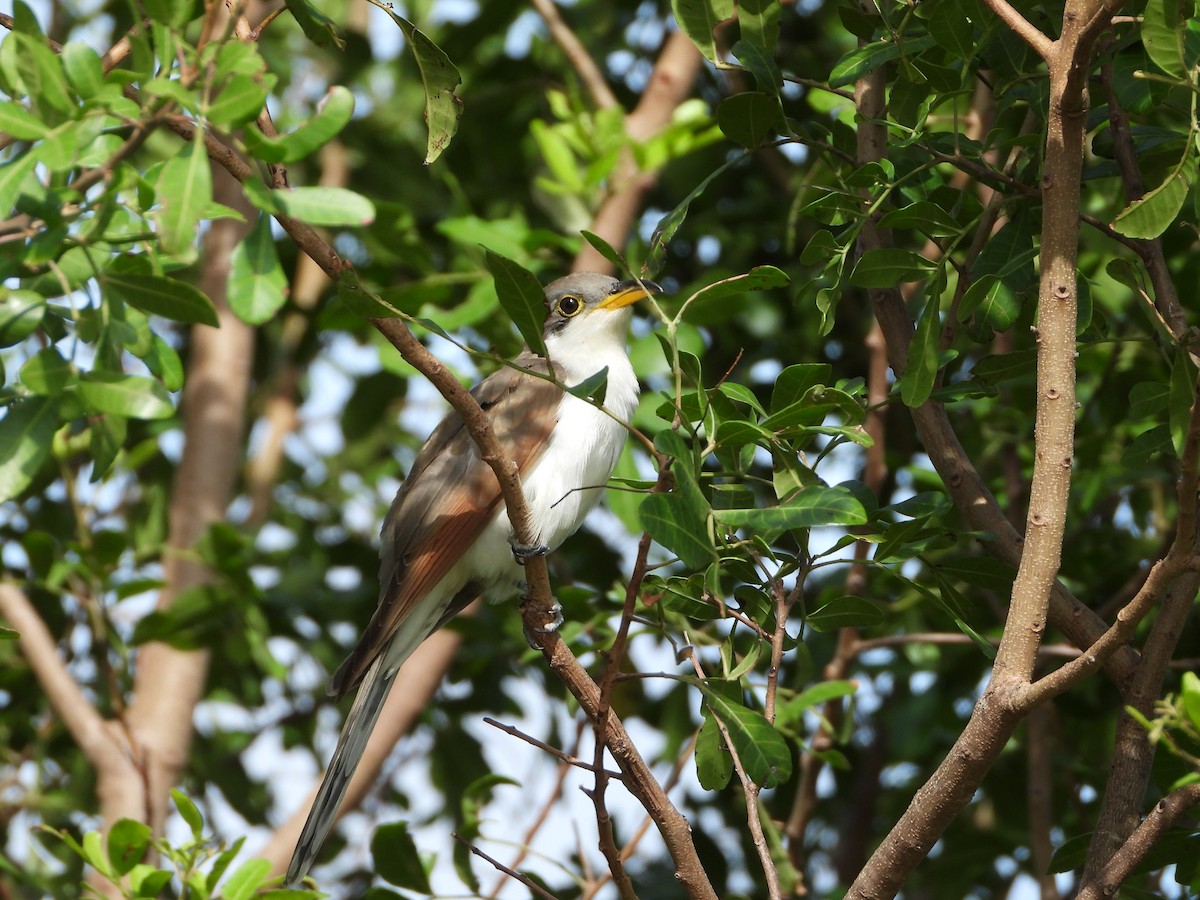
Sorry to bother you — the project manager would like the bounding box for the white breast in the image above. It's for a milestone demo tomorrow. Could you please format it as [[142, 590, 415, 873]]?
[[466, 340, 639, 599]]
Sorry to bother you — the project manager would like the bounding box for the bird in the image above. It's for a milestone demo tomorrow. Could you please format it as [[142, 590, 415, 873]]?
[[286, 271, 661, 886]]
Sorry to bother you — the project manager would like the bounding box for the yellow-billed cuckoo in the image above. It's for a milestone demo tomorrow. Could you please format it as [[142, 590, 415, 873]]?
[[287, 272, 661, 885]]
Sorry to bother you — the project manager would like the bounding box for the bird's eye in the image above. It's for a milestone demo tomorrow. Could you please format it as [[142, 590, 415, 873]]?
[[556, 294, 583, 317]]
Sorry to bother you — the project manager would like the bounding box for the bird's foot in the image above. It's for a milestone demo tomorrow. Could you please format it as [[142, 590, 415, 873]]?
[[519, 590, 563, 649], [509, 536, 549, 565]]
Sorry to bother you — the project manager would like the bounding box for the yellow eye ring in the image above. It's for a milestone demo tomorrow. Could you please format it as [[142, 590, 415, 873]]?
[[556, 294, 583, 317]]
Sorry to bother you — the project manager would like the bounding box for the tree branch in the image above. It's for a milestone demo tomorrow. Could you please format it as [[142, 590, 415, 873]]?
[[1077, 783, 1200, 900], [0, 585, 130, 780], [530, 0, 618, 110], [122, 164, 256, 835], [979, 0, 1053, 59], [573, 30, 702, 273]]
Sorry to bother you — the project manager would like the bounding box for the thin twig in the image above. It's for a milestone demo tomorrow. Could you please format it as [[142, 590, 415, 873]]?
[[529, 0, 618, 110], [482, 717, 626, 781], [453, 834, 561, 900]]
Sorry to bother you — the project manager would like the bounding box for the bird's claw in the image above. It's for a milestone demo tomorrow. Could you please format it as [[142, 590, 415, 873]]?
[[519, 592, 563, 649], [509, 536, 549, 565]]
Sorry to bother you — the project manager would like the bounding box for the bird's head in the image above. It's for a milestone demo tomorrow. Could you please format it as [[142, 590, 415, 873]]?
[[541, 272, 662, 350]]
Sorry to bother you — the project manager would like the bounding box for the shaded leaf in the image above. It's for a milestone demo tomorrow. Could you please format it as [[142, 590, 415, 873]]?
[[0, 289, 45, 347], [107, 820, 151, 877], [104, 272, 219, 327], [244, 181, 376, 227], [485, 251, 548, 358], [1113, 141, 1197, 239], [672, 0, 735, 62], [284, 0, 345, 47], [717, 485, 867, 531], [372, 821, 432, 893], [0, 397, 58, 502], [848, 249, 936, 287], [700, 682, 792, 787], [243, 85, 354, 163], [716, 92, 785, 148], [367, 0, 463, 164], [228, 213, 288, 325], [78, 373, 174, 420], [696, 711, 734, 789], [829, 35, 938, 87], [806, 595, 884, 632], [156, 131, 212, 258]]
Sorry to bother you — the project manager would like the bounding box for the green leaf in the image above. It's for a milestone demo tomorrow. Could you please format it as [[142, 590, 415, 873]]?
[[228, 214, 288, 324], [156, 131, 213, 258], [107, 819, 151, 877], [717, 485, 868, 531], [960, 275, 1021, 331], [640, 490, 717, 570], [829, 35, 937, 87], [647, 151, 746, 276], [454, 774, 518, 891], [771, 363, 832, 411], [671, 0, 735, 62], [0, 289, 45, 347], [686, 266, 790, 306], [13, 32, 74, 119], [928, 0, 981, 61], [142, 0, 198, 29], [171, 789, 205, 840], [1143, 0, 1187, 77], [205, 71, 275, 129], [219, 857, 270, 900], [0, 154, 39, 223], [62, 42, 104, 99], [877, 200, 962, 237], [716, 92, 785, 148], [78, 373, 175, 420], [337, 267, 397, 318], [1181, 671, 1200, 730], [366, 0, 463, 164], [0, 397, 58, 502], [1169, 349, 1196, 460], [735, 0, 782, 88], [243, 85, 354, 163], [1113, 140, 1197, 239], [900, 290, 940, 407], [243, 181, 376, 227], [82, 830, 112, 878], [776, 680, 857, 727], [372, 821, 432, 893], [805, 595, 884, 632], [0, 101, 48, 139], [580, 230, 627, 270], [972, 349, 1035, 384], [700, 681, 792, 787], [695, 711, 734, 789], [129, 865, 174, 897], [284, 0, 346, 48], [144, 335, 185, 392], [20, 347, 72, 395], [104, 272, 219, 327], [485, 251, 548, 359], [848, 249, 936, 287]]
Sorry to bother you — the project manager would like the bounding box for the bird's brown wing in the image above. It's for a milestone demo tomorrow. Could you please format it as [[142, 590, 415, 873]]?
[[327, 354, 562, 698]]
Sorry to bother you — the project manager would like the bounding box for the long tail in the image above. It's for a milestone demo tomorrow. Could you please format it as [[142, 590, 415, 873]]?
[[286, 651, 399, 886]]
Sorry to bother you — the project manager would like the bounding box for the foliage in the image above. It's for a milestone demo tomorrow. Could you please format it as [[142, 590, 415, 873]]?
[[0, 0, 1198, 898], [40, 790, 320, 900]]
